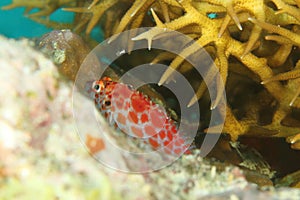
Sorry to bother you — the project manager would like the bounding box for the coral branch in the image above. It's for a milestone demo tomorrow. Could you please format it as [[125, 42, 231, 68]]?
[[271, 0, 300, 22], [63, 0, 118, 35], [249, 17, 300, 46]]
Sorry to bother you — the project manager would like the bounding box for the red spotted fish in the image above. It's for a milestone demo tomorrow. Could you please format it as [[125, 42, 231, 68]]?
[[86, 77, 191, 156]]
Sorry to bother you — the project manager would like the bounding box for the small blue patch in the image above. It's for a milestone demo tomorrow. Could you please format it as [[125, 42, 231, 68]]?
[[207, 13, 217, 19]]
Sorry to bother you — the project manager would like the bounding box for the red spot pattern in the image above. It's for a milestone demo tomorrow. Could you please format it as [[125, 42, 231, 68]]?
[[150, 109, 167, 129], [128, 111, 138, 124], [149, 137, 159, 148], [145, 125, 157, 137], [117, 113, 126, 126], [141, 113, 148, 123], [131, 126, 143, 138], [131, 93, 150, 113]]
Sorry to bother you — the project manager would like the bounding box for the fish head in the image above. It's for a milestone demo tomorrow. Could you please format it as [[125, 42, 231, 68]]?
[[85, 77, 114, 101]]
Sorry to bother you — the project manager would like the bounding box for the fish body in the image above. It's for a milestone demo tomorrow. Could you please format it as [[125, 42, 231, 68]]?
[[86, 77, 190, 156]]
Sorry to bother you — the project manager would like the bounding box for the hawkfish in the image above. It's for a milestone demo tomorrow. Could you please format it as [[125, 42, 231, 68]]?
[[86, 77, 192, 156]]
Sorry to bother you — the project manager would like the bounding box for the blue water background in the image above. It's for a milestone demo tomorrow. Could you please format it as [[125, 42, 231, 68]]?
[[0, 0, 103, 41]]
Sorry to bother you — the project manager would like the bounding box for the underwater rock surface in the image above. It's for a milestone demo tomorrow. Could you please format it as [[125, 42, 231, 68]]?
[[0, 35, 300, 199]]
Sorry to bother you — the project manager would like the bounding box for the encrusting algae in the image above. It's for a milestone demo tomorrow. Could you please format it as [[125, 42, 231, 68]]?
[[2, 0, 300, 188]]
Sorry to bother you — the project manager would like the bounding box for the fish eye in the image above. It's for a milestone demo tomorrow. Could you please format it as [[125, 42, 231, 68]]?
[[94, 84, 100, 90], [92, 82, 101, 92]]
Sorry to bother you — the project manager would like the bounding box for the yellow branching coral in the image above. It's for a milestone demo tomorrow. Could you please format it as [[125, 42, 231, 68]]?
[[262, 60, 300, 107], [287, 133, 300, 150], [271, 0, 300, 21], [131, 1, 283, 137], [63, 0, 119, 35], [249, 18, 300, 46], [2, 0, 74, 17], [201, 0, 266, 57]]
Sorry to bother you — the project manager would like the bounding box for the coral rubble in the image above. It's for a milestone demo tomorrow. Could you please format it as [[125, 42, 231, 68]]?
[[37, 29, 91, 81]]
